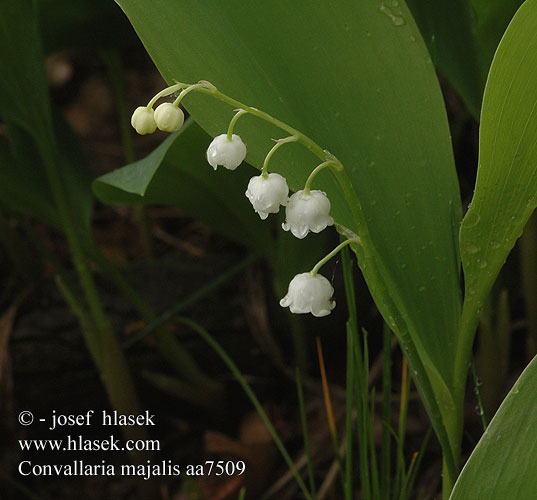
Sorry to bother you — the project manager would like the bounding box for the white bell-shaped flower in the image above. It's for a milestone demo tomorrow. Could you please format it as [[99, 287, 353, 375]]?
[[282, 190, 334, 239], [245, 173, 289, 220], [280, 272, 335, 317], [131, 106, 157, 135], [154, 103, 185, 132], [206, 134, 247, 170]]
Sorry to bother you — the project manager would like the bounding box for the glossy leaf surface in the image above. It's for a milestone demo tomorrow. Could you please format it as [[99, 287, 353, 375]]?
[[449, 355, 537, 500], [460, 0, 537, 332]]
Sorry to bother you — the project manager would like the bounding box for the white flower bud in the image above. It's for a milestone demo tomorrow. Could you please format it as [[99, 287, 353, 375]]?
[[206, 134, 247, 170], [154, 102, 185, 132], [245, 173, 289, 220], [280, 272, 335, 317], [131, 106, 157, 135], [282, 190, 334, 239]]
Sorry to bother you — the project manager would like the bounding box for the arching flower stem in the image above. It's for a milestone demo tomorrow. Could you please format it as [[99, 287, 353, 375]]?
[[311, 238, 361, 276], [147, 81, 345, 182], [177, 81, 339, 169], [303, 160, 340, 195], [262, 136, 298, 178], [173, 82, 208, 107], [147, 83, 187, 109], [227, 109, 250, 141]]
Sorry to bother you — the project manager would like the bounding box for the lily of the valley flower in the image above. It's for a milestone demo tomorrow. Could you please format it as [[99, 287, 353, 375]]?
[[131, 106, 157, 135], [282, 189, 334, 239], [154, 102, 185, 132], [206, 134, 247, 170], [280, 272, 335, 317], [245, 173, 289, 219]]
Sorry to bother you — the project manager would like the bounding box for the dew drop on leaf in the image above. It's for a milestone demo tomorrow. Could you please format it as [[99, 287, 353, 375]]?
[[463, 210, 480, 228], [378, 3, 405, 26], [464, 242, 480, 254]]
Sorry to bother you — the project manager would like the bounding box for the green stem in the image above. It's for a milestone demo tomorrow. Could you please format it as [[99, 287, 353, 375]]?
[[173, 82, 206, 106], [147, 83, 186, 109], [311, 238, 360, 276], [296, 368, 317, 498], [304, 160, 340, 194], [176, 81, 331, 160], [179, 317, 314, 500], [36, 124, 142, 439], [226, 109, 250, 141], [341, 243, 357, 500], [123, 253, 259, 348], [262, 136, 297, 177], [471, 357, 487, 431], [381, 323, 392, 500], [84, 243, 236, 395]]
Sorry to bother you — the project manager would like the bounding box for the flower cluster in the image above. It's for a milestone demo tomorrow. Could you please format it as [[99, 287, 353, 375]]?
[[131, 103, 184, 135], [131, 82, 357, 317]]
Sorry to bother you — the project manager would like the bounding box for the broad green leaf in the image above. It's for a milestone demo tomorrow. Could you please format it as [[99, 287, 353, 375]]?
[[94, 120, 273, 253], [406, 0, 487, 117], [460, 0, 537, 340], [0, 0, 93, 232], [449, 355, 537, 500], [0, 0, 53, 142], [471, 0, 524, 60], [0, 136, 59, 226], [116, 0, 462, 461]]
